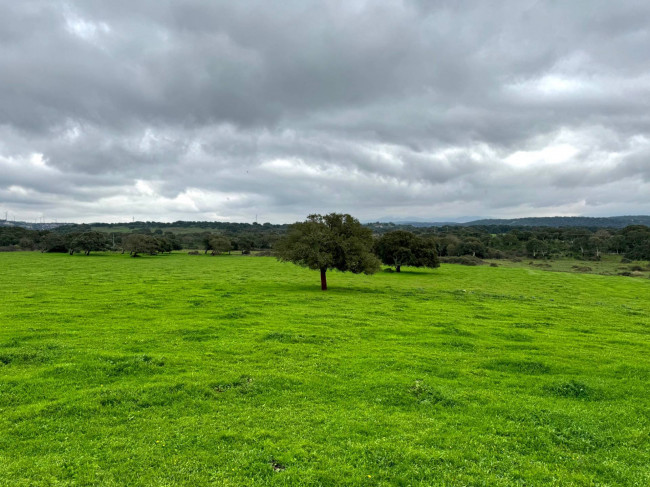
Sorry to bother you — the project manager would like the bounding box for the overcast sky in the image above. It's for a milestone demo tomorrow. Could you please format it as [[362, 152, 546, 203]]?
[[1, 1, 649, 223]]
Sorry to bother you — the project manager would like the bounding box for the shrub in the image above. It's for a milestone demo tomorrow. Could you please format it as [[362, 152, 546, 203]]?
[[255, 250, 274, 257], [571, 265, 592, 272], [439, 256, 485, 266]]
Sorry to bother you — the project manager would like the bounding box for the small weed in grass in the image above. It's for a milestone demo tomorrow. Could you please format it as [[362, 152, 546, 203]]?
[[263, 332, 296, 343], [410, 380, 456, 406], [211, 376, 255, 394], [548, 380, 601, 400], [270, 459, 286, 472]]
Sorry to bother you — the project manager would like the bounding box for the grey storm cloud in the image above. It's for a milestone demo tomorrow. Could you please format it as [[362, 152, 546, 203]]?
[[1, 0, 649, 223]]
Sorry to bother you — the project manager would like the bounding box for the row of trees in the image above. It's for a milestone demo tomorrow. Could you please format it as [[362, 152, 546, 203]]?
[[38, 231, 109, 255], [34, 232, 179, 256], [3, 218, 650, 262], [1, 226, 279, 253], [427, 226, 650, 261]]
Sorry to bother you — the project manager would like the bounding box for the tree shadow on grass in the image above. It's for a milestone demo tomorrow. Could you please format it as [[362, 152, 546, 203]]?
[[69, 252, 174, 258], [67, 252, 114, 258], [382, 268, 435, 275], [255, 280, 388, 295]]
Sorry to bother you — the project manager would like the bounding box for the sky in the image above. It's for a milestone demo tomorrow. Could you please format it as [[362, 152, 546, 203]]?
[[1, 0, 649, 224]]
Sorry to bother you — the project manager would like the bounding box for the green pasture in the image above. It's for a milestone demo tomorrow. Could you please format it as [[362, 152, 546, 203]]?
[[0, 253, 648, 485]]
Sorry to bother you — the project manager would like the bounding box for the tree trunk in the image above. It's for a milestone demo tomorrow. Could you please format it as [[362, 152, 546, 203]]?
[[396, 265, 401, 272], [320, 268, 327, 291]]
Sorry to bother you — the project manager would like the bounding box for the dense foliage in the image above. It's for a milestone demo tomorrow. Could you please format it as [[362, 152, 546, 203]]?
[[2, 220, 650, 261], [374, 230, 439, 272], [275, 213, 380, 290]]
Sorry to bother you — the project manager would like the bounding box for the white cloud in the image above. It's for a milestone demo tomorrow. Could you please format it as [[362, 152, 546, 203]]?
[[1, 1, 649, 222]]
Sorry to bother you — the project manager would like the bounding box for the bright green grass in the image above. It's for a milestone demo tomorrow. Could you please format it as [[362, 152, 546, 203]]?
[[0, 253, 649, 486]]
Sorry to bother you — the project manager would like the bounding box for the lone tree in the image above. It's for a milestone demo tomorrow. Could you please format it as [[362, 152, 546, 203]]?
[[374, 230, 439, 272], [276, 213, 380, 290]]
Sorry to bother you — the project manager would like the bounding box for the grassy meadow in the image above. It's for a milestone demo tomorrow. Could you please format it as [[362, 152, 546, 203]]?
[[0, 252, 649, 486]]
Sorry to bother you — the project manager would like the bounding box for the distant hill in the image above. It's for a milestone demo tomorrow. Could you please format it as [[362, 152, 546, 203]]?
[[0, 220, 70, 231], [462, 216, 650, 229], [371, 221, 462, 228], [3, 215, 649, 232]]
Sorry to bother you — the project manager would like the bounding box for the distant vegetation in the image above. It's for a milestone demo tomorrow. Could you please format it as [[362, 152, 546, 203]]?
[[374, 215, 650, 228], [3, 217, 650, 263], [461, 215, 650, 228]]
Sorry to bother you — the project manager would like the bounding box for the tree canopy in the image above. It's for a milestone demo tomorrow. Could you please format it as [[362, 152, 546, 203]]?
[[208, 236, 232, 255], [122, 234, 158, 257], [374, 230, 439, 272], [70, 232, 108, 255], [275, 213, 380, 290]]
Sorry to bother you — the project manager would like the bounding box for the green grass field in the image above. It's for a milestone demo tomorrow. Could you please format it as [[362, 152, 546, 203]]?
[[1, 253, 649, 486]]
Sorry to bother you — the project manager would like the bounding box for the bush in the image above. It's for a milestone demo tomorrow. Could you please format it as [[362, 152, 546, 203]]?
[[486, 249, 505, 259], [439, 256, 485, 266], [255, 250, 274, 257], [571, 265, 592, 272]]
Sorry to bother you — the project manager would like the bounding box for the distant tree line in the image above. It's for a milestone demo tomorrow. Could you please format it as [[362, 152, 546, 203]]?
[[2, 220, 650, 262]]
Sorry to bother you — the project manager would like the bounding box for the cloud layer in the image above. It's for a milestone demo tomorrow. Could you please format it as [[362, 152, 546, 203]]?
[[1, 0, 649, 223]]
